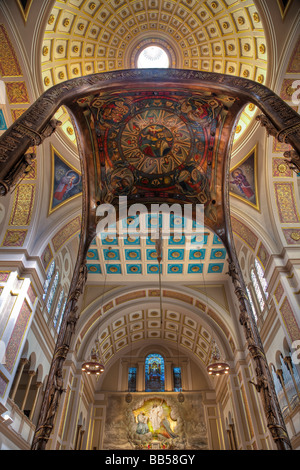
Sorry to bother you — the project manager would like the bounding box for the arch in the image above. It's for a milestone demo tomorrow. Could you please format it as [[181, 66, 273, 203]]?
[[35, 364, 44, 383], [75, 284, 236, 368], [28, 351, 37, 372]]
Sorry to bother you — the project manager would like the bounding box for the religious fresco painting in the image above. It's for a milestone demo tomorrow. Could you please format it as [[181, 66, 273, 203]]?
[[75, 88, 239, 227], [103, 394, 208, 450], [49, 146, 82, 214], [229, 145, 259, 211]]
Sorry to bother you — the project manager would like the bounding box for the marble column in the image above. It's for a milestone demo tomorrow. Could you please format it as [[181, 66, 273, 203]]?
[[21, 370, 35, 412], [29, 381, 42, 421]]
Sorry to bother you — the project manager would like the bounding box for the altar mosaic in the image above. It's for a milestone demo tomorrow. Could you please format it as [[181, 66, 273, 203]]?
[[103, 394, 208, 450]]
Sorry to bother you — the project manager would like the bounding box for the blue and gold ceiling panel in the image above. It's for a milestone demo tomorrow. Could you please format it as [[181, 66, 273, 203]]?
[[104, 248, 120, 260], [88, 228, 228, 278], [146, 249, 159, 261], [188, 264, 203, 274], [168, 249, 184, 260], [189, 249, 206, 260], [213, 234, 223, 244], [124, 236, 140, 245], [126, 264, 142, 274], [147, 264, 161, 274], [147, 213, 162, 228], [191, 234, 208, 245], [208, 263, 224, 274], [125, 249, 141, 260], [106, 264, 122, 274], [87, 264, 101, 274], [86, 248, 99, 261], [210, 248, 226, 260], [168, 236, 186, 245], [168, 265, 183, 274], [101, 235, 118, 245]]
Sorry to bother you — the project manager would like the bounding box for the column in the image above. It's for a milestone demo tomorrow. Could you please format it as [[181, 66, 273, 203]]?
[[21, 370, 35, 412], [74, 424, 82, 450], [10, 358, 28, 402], [165, 360, 172, 391], [79, 429, 85, 450], [137, 361, 144, 391], [29, 381, 42, 421]]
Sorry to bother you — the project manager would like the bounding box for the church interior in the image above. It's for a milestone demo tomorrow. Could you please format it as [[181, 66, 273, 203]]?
[[0, 0, 299, 451]]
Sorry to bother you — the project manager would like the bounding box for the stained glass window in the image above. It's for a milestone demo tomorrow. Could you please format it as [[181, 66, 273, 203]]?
[[271, 365, 288, 415], [128, 367, 137, 392], [57, 297, 67, 333], [255, 259, 269, 299], [173, 367, 182, 392], [145, 354, 165, 392], [46, 271, 59, 313], [53, 289, 64, 328], [280, 355, 296, 408], [42, 261, 55, 300], [246, 286, 258, 322], [251, 268, 265, 312]]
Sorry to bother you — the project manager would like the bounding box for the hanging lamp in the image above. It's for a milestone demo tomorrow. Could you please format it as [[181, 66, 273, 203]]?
[[200, 257, 230, 377], [82, 246, 109, 377], [155, 224, 163, 326], [81, 345, 105, 376], [206, 339, 230, 376]]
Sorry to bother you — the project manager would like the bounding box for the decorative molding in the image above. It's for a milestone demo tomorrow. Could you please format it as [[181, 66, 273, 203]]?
[[51, 215, 81, 253], [16, 0, 33, 23], [274, 182, 300, 223]]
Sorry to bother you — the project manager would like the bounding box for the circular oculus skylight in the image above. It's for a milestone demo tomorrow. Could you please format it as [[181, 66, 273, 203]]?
[[137, 46, 169, 69]]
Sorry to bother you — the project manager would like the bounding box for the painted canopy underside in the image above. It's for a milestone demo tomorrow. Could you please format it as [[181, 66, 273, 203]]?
[[68, 81, 245, 239]]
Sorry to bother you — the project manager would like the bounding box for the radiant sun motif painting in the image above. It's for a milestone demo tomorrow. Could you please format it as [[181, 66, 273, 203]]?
[[75, 88, 239, 229]]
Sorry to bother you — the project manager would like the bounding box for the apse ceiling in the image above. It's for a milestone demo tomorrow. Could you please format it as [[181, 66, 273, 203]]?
[[41, 0, 268, 146], [80, 304, 216, 367]]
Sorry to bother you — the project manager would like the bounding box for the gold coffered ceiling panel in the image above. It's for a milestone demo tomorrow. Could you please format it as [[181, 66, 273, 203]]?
[[41, 0, 268, 146]]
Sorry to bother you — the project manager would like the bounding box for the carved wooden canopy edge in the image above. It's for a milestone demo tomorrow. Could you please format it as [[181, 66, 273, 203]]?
[[0, 69, 299, 246]]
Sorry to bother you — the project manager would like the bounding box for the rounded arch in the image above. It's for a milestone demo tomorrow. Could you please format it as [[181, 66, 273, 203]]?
[[28, 351, 37, 372], [35, 364, 44, 383], [74, 284, 236, 393]]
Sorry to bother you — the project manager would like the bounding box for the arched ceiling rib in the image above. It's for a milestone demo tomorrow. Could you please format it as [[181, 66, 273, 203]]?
[[40, 0, 268, 146], [76, 285, 236, 369]]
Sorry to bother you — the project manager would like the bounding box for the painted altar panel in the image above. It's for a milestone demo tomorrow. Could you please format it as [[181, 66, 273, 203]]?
[[102, 394, 208, 450]]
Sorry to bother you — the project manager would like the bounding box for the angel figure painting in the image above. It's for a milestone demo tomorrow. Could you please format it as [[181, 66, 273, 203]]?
[[50, 148, 82, 213], [229, 147, 259, 210]]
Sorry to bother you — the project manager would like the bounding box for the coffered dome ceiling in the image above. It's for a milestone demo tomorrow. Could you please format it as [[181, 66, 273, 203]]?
[[41, 0, 268, 146]]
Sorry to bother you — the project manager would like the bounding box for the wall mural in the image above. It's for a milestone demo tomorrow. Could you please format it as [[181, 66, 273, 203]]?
[[103, 394, 208, 450], [229, 145, 259, 211], [76, 89, 239, 225], [49, 146, 82, 214]]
